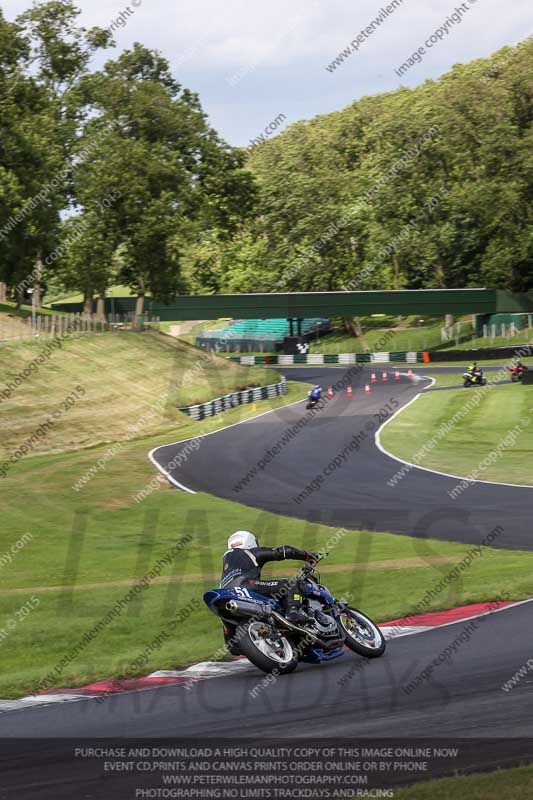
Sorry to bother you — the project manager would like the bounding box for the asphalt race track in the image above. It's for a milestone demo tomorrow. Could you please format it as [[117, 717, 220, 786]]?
[[152, 365, 533, 551], [2, 601, 533, 797], [3, 365, 533, 799]]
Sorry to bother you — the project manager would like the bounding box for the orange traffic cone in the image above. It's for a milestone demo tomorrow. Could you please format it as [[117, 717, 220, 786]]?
[[407, 369, 413, 379], [347, 385, 353, 397], [364, 384, 372, 395], [327, 386, 334, 398], [370, 372, 377, 383], [395, 370, 400, 380], [382, 371, 388, 382]]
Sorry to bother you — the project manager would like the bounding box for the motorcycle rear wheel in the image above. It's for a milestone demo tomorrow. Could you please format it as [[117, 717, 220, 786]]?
[[339, 607, 386, 658], [237, 622, 298, 674]]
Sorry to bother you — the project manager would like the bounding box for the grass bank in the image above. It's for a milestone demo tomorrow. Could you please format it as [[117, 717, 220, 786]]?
[[0, 331, 281, 458], [2, 405, 533, 698], [0, 301, 64, 341], [1, 332, 533, 700], [381, 382, 533, 484], [308, 323, 444, 354]]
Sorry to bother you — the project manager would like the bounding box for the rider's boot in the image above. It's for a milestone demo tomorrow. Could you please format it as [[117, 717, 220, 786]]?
[[285, 593, 313, 625]]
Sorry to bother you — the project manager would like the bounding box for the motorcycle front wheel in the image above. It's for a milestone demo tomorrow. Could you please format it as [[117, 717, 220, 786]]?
[[338, 607, 386, 658], [237, 622, 298, 674]]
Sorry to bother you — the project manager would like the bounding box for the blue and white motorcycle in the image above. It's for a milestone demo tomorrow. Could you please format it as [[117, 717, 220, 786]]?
[[204, 554, 385, 674]]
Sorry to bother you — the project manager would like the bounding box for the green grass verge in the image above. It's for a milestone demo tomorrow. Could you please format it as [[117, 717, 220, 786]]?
[[0, 301, 63, 319], [0, 302, 65, 341], [381, 382, 533, 484], [397, 763, 533, 799], [308, 324, 444, 354], [425, 367, 517, 387], [310, 327, 533, 355], [428, 359, 530, 369], [438, 330, 533, 350], [2, 332, 533, 700], [43, 284, 139, 305], [2, 393, 533, 697], [0, 331, 282, 458], [423, 372, 470, 387]]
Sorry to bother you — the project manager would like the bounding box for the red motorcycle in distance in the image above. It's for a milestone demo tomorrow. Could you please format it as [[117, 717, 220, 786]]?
[[508, 364, 528, 382]]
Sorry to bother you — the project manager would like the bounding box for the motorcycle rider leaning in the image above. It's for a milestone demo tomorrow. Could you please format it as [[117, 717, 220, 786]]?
[[220, 531, 318, 626], [467, 362, 483, 383], [309, 385, 322, 401]]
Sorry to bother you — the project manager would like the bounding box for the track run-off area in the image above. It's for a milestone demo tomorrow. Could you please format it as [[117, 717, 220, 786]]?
[[3, 364, 533, 799], [151, 365, 533, 551]]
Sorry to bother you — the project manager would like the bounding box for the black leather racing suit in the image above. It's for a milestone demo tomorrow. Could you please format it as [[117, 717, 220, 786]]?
[[220, 544, 309, 612]]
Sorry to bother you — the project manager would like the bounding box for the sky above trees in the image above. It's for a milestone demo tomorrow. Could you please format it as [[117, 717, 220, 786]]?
[[1, 2, 530, 304], [2, 0, 531, 146]]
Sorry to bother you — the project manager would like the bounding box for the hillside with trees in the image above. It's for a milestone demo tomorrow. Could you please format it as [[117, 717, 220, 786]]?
[[206, 37, 533, 296], [0, 1, 531, 306], [0, 1, 255, 312]]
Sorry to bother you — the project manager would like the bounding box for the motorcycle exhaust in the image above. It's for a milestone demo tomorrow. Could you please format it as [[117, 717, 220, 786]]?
[[225, 599, 267, 619], [224, 604, 344, 651], [270, 611, 345, 650], [270, 610, 320, 640], [223, 603, 321, 641]]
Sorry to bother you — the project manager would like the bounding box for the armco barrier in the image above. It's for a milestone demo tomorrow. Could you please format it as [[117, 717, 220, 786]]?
[[229, 352, 425, 366], [178, 379, 288, 421], [226, 345, 533, 366]]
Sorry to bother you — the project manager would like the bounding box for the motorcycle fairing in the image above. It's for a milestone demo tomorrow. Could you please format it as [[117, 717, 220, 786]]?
[[302, 581, 334, 605], [301, 646, 345, 663], [204, 587, 282, 610]]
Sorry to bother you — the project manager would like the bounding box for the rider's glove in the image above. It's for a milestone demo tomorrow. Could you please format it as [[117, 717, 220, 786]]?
[[306, 551, 320, 564]]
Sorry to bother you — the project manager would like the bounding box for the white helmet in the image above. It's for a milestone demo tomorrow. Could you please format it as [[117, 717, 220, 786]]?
[[227, 530, 258, 550]]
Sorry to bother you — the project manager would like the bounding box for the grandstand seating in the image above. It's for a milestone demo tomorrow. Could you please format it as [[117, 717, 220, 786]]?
[[196, 318, 331, 352]]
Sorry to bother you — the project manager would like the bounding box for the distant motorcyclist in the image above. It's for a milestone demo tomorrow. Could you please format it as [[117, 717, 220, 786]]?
[[509, 360, 528, 381], [220, 531, 318, 625], [466, 362, 483, 383], [309, 385, 322, 401]]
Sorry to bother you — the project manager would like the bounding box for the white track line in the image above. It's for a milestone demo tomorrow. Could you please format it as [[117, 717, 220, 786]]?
[[382, 598, 533, 641], [376, 378, 533, 491], [150, 371, 428, 494], [149, 396, 306, 494], [153, 368, 533, 495], [3, 599, 531, 714]]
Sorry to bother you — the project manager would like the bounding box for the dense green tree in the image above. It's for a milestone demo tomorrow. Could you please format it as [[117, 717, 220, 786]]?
[[68, 44, 256, 308], [230, 37, 533, 295], [1, 3, 531, 306], [0, 1, 110, 306]]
